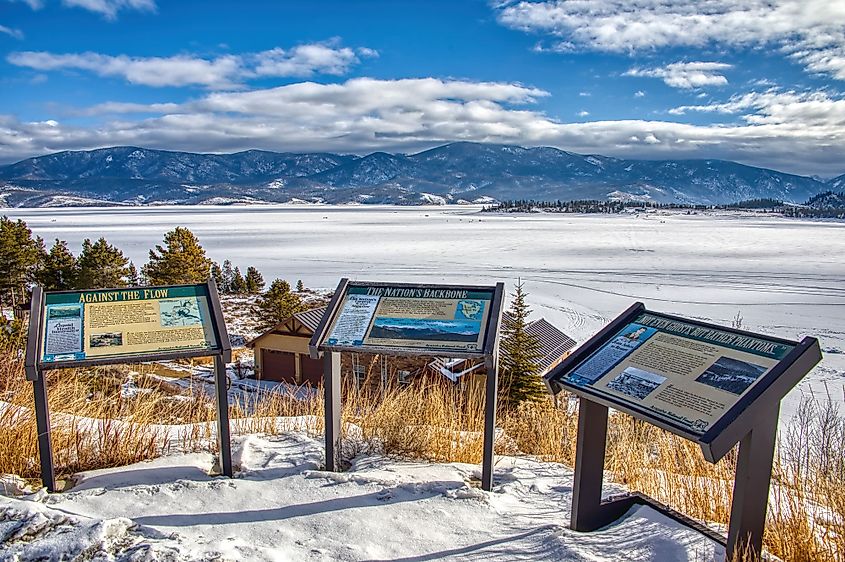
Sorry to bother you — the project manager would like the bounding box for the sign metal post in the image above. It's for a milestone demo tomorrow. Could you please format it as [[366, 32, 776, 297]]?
[[24, 280, 233, 490], [545, 302, 822, 560], [310, 278, 504, 490]]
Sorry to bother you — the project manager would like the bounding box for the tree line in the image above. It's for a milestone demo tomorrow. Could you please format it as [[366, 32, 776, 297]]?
[[0, 217, 306, 332]]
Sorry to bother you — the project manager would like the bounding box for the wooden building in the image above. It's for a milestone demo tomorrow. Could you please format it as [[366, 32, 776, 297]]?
[[247, 307, 327, 385]]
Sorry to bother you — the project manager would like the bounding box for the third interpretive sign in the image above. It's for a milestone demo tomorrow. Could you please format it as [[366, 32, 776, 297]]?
[[549, 310, 795, 436], [40, 284, 218, 364]]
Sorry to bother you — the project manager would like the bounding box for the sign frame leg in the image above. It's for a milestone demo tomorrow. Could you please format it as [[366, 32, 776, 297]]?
[[213, 355, 233, 478], [324, 351, 342, 471], [32, 370, 55, 492], [481, 356, 498, 491], [725, 406, 779, 561], [571, 397, 610, 531]]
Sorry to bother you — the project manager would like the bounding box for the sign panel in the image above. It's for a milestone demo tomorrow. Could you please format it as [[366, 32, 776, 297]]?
[[549, 311, 795, 436], [40, 284, 218, 364], [321, 283, 496, 355]]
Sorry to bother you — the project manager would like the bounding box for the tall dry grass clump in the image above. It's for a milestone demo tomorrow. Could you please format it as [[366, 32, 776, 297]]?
[[339, 380, 487, 464]]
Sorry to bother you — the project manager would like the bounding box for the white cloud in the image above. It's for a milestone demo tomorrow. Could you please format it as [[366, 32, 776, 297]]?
[[577, 110, 590, 117], [0, 24, 24, 39], [634, 90, 645, 97], [61, 0, 156, 19], [250, 42, 376, 78], [8, 51, 243, 89], [669, 90, 845, 127], [625, 61, 732, 89], [495, 1, 845, 80], [2, 77, 845, 175], [7, 41, 374, 89]]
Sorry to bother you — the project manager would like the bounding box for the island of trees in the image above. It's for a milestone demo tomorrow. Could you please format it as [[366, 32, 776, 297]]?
[[483, 191, 845, 218]]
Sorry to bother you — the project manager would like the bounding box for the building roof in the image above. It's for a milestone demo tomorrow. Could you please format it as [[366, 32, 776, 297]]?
[[247, 306, 327, 348], [294, 306, 327, 332], [523, 318, 577, 373], [429, 316, 577, 381]]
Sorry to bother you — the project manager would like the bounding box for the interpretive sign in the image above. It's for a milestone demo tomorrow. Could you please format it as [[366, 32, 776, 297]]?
[[311, 279, 504, 492], [321, 282, 497, 356], [554, 310, 795, 437], [25, 281, 233, 492], [40, 285, 218, 365], [545, 302, 822, 560]]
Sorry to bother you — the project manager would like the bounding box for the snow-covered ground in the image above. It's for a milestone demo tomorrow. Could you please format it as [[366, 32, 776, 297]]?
[[0, 431, 724, 561], [9, 204, 845, 421]]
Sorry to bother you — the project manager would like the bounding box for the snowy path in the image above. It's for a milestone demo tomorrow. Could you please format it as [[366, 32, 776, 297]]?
[[0, 432, 723, 561]]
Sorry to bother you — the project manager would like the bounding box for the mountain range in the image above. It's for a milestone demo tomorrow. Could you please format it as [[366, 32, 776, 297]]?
[[0, 142, 840, 207]]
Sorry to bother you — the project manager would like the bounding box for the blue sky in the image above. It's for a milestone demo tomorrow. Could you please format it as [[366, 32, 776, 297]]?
[[1, 0, 845, 176]]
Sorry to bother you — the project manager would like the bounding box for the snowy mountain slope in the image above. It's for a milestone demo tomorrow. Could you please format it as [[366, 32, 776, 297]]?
[[828, 173, 845, 191], [0, 432, 724, 561], [0, 142, 828, 206]]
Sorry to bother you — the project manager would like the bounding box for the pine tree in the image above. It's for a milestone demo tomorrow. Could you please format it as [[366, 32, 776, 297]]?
[[231, 267, 247, 294], [498, 281, 545, 406], [244, 266, 265, 294], [220, 260, 235, 294], [0, 217, 44, 312], [142, 227, 212, 285], [126, 261, 140, 286], [39, 238, 77, 290], [76, 237, 132, 289], [296, 279, 304, 292], [254, 279, 305, 330], [210, 262, 224, 290]]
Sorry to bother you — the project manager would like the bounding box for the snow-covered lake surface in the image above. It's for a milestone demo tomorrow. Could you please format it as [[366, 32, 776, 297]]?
[[8, 204, 845, 420]]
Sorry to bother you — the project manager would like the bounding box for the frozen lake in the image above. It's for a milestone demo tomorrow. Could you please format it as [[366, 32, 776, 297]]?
[[8, 204, 845, 420]]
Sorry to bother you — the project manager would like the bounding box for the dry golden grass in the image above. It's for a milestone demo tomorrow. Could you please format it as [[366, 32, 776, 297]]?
[[1, 347, 843, 561]]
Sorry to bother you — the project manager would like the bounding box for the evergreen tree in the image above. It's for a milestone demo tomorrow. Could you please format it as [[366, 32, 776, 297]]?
[[126, 261, 140, 286], [220, 260, 235, 294], [244, 266, 265, 294], [254, 279, 305, 330], [210, 262, 224, 290], [39, 238, 77, 290], [296, 279, 304, 292], [76, 237, 131, 289], [0, 217, 44, 312], [231, 267, 247, 294], [142, 227, 212, 285], [498, 281, 545, 406]]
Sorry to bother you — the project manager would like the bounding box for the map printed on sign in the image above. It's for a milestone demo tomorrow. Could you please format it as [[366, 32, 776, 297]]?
[[551, 312, 795, 435], [40, 285, 218, 363], [325, 284, 494, 353]]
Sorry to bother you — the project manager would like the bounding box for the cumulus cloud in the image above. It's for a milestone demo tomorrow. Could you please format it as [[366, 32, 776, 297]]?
[[0, 24, 24, 39], [62, 0, 156, 19], [7, 41, 376, 88], [625, 61, 732, 89], [2, 77, 845, 175], [495, 0, 845, 80]]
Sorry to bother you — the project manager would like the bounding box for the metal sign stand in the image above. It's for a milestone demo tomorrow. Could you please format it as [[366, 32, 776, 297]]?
[[570, 397, 781, 558], [545, 303, 822, 561], [24, 281, 233, 492], [311, 279, 504, 491]]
